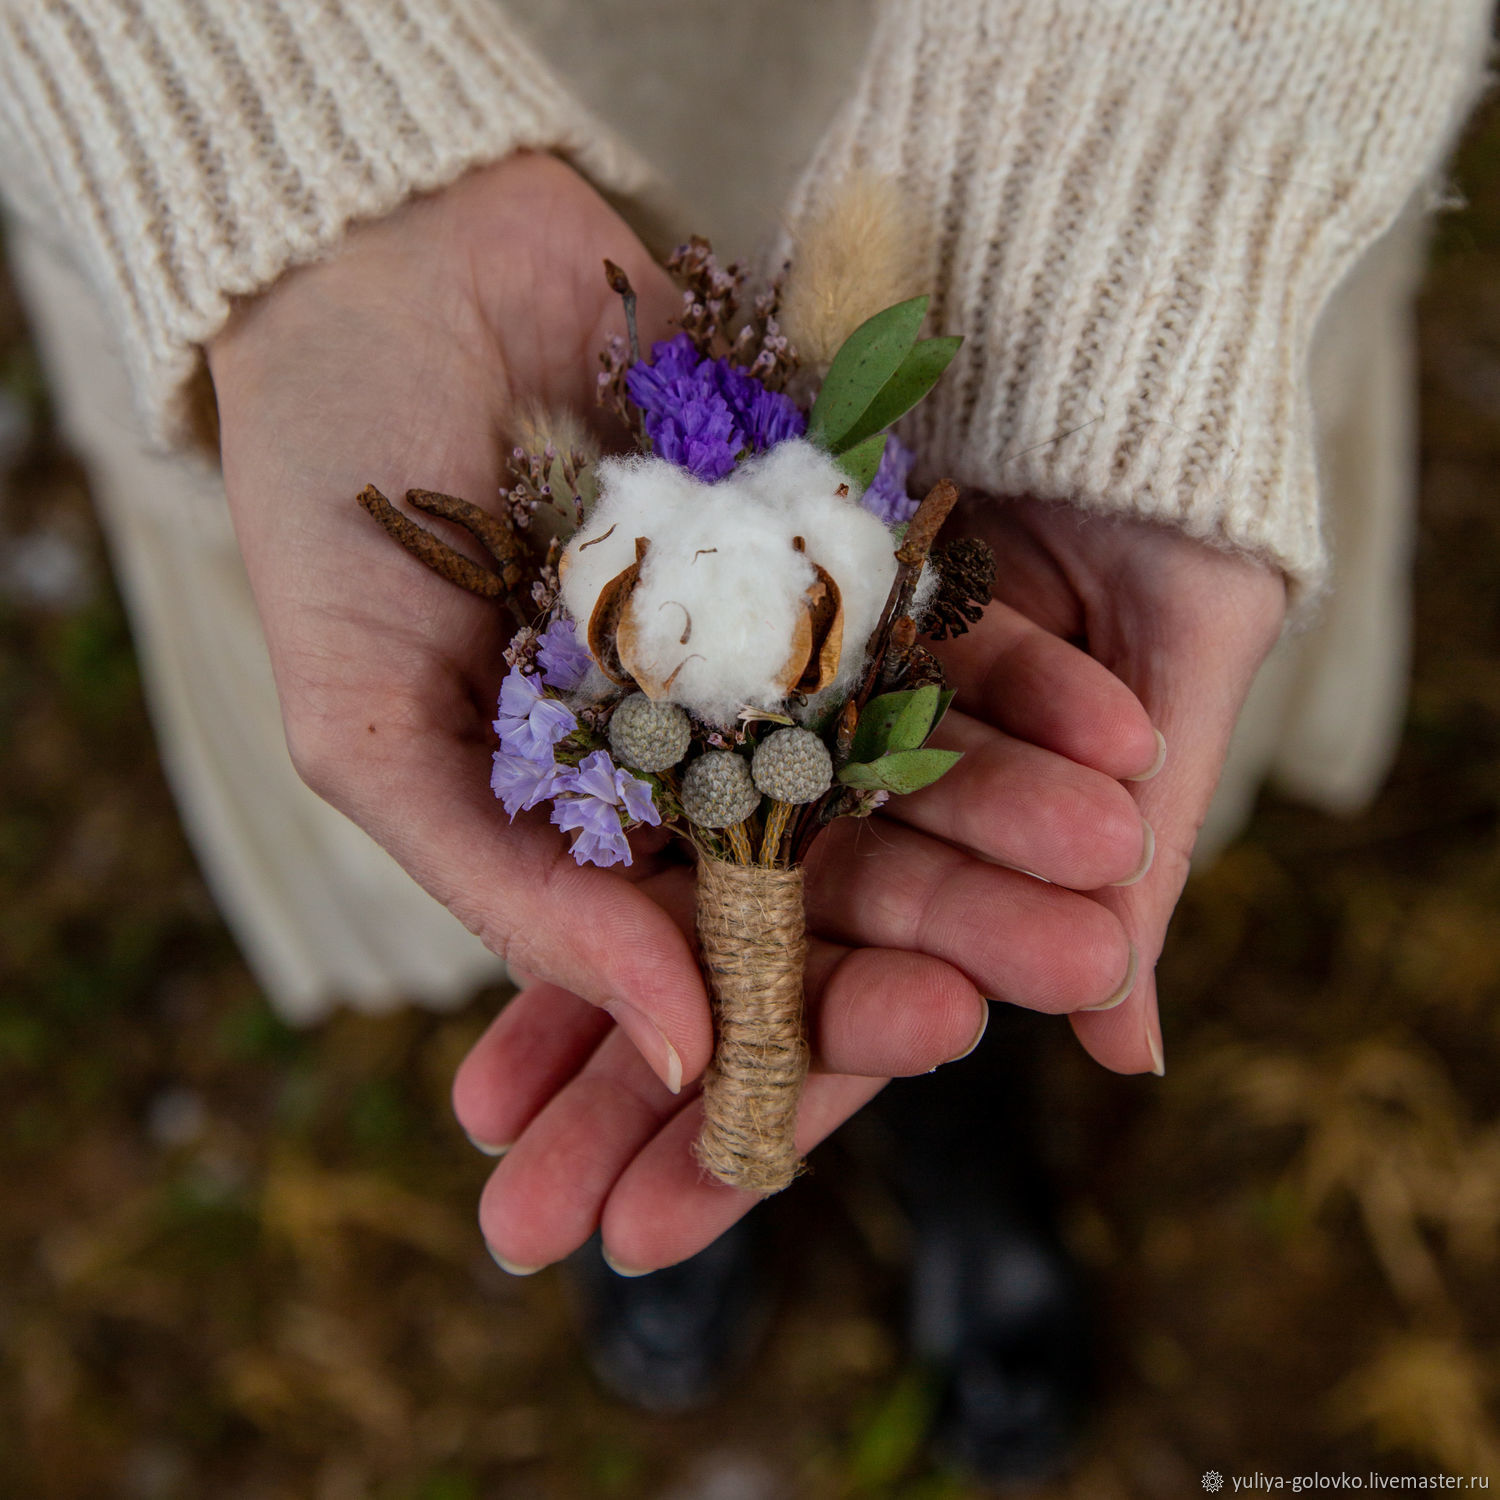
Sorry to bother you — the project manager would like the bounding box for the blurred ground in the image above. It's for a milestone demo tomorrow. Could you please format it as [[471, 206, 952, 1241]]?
[[3, 100, 1500, 1500]]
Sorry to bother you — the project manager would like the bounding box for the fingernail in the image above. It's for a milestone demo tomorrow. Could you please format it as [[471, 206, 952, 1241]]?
[[1145, 1017, 1166, 1077], [487, 1242, 544, 1276], [948, 998, 991, 1062], [1126, 729, 1167, 782], [1111, 821, 1155, 887], [604, 1000, 683, 1094], [463, 1130, 510, 1158], [601, 1245, 652, 1278], [1081, 943, 1138, 1011]]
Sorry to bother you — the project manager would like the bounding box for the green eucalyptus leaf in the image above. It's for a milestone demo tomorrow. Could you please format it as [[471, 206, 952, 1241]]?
[[836, 431, 888, 490], [932, 688, 956, 731], [837, 747, 962, 795], [890, 683, 942, 751], [851, 685, 943, 761], [835, 336, 963, 454], [807, 296, 929, 450]]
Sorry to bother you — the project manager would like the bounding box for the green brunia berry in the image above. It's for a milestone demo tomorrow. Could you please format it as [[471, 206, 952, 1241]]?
[[608, 692, 691, 773], [680, 751, 760, 829], [751, 727, 832, 805]]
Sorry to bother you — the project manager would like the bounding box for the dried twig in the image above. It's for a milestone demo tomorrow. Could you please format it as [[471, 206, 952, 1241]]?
[[404, 489, 528, 589], [603, 259, 641, 363], [356, 485, 531, 625]]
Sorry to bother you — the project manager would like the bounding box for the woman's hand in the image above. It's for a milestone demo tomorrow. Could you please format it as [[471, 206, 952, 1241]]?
[[455, 505, 1282, 1274], [934, 496, 1287, 1077], [210, 153, 718, 1092]]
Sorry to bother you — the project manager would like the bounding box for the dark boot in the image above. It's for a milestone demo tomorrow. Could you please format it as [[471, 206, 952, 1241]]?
[[880, 1005, 1092, 1482], [563, 1216, 768, 1414]]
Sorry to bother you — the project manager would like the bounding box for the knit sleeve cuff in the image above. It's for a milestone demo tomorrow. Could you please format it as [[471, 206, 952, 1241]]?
[[786, 0, 1490, 602], [0, 0, 664, 447]]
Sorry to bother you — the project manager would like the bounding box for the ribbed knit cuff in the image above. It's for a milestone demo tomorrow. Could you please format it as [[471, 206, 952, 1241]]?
[[788, 0, 1490, 601], [0, 0, 660, 447]]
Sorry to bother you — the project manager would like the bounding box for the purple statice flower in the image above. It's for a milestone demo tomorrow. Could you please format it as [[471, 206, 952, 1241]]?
[[549, 749, 661, 869], [625, 333, 807, 482], [490, 750, 568, 818], [742, 381, 806, 450], [622, 332, 703, 402], [650, 384, 741, 482], [859, 431, 920, 527], [494, 666, 577, 760], [535, 616, 592, 691]]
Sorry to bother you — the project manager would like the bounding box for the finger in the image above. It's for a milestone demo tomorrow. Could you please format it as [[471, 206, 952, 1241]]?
[[804, 817, 1136, 1015], [599, 1074, 888, 1274], [479, 1025, 671, 1272], [296, 697, 712, 1096], [475, 947, 985, 1269], [1068, 707, 1217, 1076], [457, 945, 979, 1167], [1070, 564, 1285, 1076], [887, 707, 1152, 890], [806, 943, 987, 1078], [935, 599, 1161, 780], [452, 983, 612, 1153]]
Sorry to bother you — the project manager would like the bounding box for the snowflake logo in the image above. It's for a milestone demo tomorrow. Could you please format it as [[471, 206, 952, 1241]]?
[[1202, 1474, 1224, 1495]]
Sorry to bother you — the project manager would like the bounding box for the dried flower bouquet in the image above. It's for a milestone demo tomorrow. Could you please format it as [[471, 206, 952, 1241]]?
[[359, 225, 994, 1193]]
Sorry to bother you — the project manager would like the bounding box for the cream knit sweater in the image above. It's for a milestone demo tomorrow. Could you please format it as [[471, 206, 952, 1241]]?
[[0, 0, 1490, 599]]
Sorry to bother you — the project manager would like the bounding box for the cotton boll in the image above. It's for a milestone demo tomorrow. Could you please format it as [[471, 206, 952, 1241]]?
[[559, 456, 701, 628], [908, 556, 940, 628], [624, 500, 815, 723], [559, 442, 900, 724], [735, 442, 898, 698]]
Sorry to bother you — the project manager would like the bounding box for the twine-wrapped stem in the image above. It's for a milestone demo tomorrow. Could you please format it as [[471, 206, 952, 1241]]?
[[693, 857, 809, 1193]]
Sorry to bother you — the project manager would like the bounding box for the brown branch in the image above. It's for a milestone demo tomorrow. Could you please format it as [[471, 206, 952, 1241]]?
[[856, 479, 960, 709], [879, 615, 917, 689], [403, 488, 528, 589], [357, 485, 527, 625], [603, 258, 641, 363], [834, 699, 858, 767], [896, 479, 959, 568]]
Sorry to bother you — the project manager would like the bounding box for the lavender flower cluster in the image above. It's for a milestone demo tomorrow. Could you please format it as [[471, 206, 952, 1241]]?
[[489, 619, 659, 868], [625, 333, 806, 483], [863, 433, 920, 527]]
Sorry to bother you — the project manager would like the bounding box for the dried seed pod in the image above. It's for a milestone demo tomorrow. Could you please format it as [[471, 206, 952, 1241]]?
[[752, 728, 833, 805], [586, 537, 649, 684], [609, 693, 692, 772], [681, 751, 761, 829], [775, 557, 846, 696], [922, 536, 996, 641], [796, 562, 845, 694]]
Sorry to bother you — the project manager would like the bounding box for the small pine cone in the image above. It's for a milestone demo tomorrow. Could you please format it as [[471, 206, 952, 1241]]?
[[608, 692, 691, 772], [752, 728, 833, 805], [902, 648, 946, 690], [922, 537, 996, 640], [681, 751, 760, 829]]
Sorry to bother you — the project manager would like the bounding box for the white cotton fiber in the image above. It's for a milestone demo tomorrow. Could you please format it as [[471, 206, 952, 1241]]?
[[559, 442, 899, 725]]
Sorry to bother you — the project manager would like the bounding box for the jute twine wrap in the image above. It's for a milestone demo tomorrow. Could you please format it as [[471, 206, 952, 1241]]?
[[693, 856, 809, 1194]]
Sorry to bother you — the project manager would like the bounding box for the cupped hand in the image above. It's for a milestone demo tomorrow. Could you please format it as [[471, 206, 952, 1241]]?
[[209, 153, 711, 1089], [934, 495, 1286, 1078], [456, 499, 1284, 1274]]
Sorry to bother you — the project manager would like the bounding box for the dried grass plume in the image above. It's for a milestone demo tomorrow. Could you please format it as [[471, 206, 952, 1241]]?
[[780, 173, 924, 369], [513, 401, 599, 467]]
